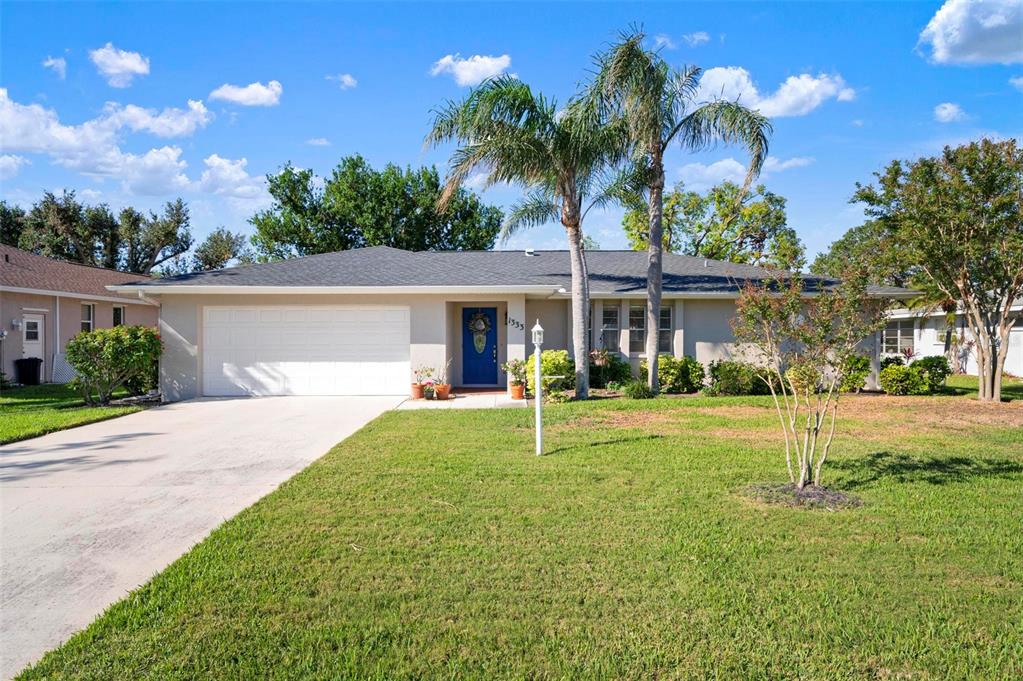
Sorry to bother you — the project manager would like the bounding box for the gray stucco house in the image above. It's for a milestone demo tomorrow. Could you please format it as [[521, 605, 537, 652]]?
[[107, 246, 911, 401]]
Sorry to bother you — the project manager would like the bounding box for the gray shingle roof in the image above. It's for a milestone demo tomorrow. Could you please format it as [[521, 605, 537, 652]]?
[[122, 246, 914, 297]]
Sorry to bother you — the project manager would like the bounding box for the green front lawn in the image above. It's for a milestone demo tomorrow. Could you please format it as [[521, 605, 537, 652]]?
[[944, 373, 1023, 401], [0, 384, 142, 445], [21, 394, 1023, 679]]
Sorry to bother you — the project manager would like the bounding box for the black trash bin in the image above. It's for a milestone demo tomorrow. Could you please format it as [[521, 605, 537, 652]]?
[[14, 357, 43, 386]]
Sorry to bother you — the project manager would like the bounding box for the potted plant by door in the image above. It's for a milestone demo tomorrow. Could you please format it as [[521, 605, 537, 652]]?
[[501, 359, 527, 400], [411, 365, 433, 399], [433, 359, 452, 400]]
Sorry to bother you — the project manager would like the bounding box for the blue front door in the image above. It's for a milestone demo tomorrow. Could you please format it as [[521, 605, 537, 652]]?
[[462, 307, 498, 384]]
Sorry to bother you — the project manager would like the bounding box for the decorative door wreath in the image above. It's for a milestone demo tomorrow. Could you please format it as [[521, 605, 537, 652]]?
[[467, 311, 492, 354]]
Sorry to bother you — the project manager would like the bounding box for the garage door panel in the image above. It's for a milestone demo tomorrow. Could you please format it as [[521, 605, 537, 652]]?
[[202, 306, 410, 396]]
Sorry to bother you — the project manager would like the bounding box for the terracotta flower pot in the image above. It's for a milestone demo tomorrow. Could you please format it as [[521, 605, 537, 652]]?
[[434, 383, 451, 400], [510, 383, 525, 400], [410, 383, 425, 399]]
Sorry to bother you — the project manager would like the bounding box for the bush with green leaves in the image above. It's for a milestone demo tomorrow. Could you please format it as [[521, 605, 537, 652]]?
[[703, 360, 775, 396], [66, 325, 163, 405], [622, 380, 654, 399], [525, 349, 575, 396], [878, 364, 928, 396], [605, 380, 623, 392], [839, 355, 871, 393], [911, 355, 951, 393], [880, 355, 904, 370], [589, 351, 633, 389], [641, 354, 704, 394]]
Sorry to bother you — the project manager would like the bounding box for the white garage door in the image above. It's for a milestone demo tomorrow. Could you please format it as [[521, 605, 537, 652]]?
[[202, 306, 410, 396]]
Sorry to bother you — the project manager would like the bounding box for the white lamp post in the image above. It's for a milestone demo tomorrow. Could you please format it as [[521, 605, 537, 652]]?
[[531, 319, 544, 456]]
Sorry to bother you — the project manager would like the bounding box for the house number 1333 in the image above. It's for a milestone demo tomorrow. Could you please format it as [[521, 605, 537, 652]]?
[[505, 314, 525, 331]]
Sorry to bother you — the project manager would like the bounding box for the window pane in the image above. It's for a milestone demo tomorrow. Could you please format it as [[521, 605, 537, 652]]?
[[658, 330, 672, 353], [659, 306, 671, 330], [25, 322, 39, 341], [81, 304, 92, 322], [601, 307, 619, 352], [629, 304, 645, 353], [113, 307, 124, 326]]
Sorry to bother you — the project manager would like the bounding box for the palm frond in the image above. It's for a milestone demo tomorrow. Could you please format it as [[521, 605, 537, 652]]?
[[677, 100, 772, 188], [502, 188, 559, 241]]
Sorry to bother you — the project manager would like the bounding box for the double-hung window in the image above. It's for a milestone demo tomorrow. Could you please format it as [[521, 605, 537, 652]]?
[[81, 304, 94, 333], [113, 305, 126, 327], [882, 320, 915, 354], [601, 305, 620, 352], [629, 304, 673, 354]]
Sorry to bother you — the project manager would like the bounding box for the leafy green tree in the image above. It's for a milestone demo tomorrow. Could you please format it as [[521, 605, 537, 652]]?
[[854, 138, 1023, 402], [594, 31, 771, 393], [87, 205, 121, 270], [191, 227, 252, 272], [810, 220, 914, 287], [19, 191, 96, 264], [119, 199, 193, 274], [250, 155, 502, 260], [623, 181, 803, 269], [0, 201, 26, 247], [427, 76, 627, 399]]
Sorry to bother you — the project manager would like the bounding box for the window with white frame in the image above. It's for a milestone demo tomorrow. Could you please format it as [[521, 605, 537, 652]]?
[[600, 305, 620, 352], [658, 306, 672, 353], [883, 320, 915, 354], [81, 304, 94, 333], [629, 304, 673, 354], [113, 305, 125, 327], [629, 304, 645, 353]]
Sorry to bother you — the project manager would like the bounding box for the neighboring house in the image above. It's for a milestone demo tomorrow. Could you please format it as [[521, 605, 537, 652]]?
[[884, 301, 1023, 376], [107, 246, 913, 401], [0, 244, 159, 383]]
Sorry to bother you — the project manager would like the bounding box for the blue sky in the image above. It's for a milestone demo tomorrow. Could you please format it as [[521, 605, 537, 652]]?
[[2, 1, 1020, 261]]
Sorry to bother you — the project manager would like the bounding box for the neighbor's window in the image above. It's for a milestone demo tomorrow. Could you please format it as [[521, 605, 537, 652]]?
[[658, 306, 672, 353], [601, 305, 620, 353], [113, 305, 125, 327], [81, 304, 94, 333], [883, 320, 915, 354], [629, 304, 646, 353]]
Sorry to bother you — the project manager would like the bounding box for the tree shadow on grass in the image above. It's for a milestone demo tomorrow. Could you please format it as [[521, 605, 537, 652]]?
[[546, 434, 663, 456], [832, 450, 1023, 489]]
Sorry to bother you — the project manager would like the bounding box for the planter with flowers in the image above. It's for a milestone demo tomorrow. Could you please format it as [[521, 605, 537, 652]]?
[[433, 359, 452, 400], [501, 359, 527, 399], [412, 365, 434, 399]]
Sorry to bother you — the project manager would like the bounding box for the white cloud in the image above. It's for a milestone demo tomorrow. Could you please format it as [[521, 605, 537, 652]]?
[[116, 146, 191, 195], [918, 0, 1023, 64], [197, 154, 266, 200], [678, 155, 814, 190], [0, 154, 29, 180], [934, 102, 967, 122], [326, 73, 357, 90], [430, 54, 511, 86], [653, 34, 677, 50], [209, 80, 283, 106], [89, 43, 150, 87], [1010, 76, 1023, 92], [0, 88, 119, 166], [851, 119, 865, 127], [305, 137, 331, 146], [697, 66, 855, 117], [103, 99, 213, 137], [682, 31, 711, 47], [42, 56, 67, 80], [463, 172, 490, 191]]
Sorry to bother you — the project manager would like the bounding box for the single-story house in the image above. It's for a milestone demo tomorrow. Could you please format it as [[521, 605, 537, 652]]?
[[0, 244, 159, 383], [106, 246, 913, 401], [884, 300, 1023, 376]]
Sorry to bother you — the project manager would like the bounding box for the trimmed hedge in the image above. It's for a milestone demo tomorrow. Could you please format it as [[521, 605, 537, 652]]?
[[912, 355, 951, 393], [840, 355, 871, 393], [878, 364, 928, 396], [526, 349, 575, 395], [704, 360, 776, 396], [66, 325, 162, 405], [640, 355, 705, 394]]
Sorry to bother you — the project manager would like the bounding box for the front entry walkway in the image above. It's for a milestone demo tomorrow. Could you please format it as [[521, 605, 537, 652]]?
[[0, 396, 400, 678]]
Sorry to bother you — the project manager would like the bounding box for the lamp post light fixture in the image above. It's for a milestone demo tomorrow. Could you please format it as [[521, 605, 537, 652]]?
[[531, 319, 544, 456]]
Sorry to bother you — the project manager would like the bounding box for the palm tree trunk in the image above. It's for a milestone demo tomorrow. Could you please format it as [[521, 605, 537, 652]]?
[[567, 226, 590, 399], [645, 156, 665, 393]]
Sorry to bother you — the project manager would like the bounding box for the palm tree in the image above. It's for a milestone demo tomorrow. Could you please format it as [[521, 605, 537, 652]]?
[[426, 76, 626, 399], [594, 31, 772, 392]]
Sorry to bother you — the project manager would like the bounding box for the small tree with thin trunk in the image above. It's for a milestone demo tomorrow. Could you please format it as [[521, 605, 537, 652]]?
[[732, 271, 888, 489]]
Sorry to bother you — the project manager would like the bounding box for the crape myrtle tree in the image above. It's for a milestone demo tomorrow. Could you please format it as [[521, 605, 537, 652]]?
[[426, 75, 627, 399], [594, 30, 771, 393], [732, 271, 888, 489], [854, 138, 1023, 402]]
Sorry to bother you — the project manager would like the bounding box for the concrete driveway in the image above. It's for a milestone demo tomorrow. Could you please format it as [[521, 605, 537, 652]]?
[[0, 396, 400, 678]]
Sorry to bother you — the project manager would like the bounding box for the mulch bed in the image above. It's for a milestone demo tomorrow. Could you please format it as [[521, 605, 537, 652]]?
[[743, 482, 863, 510]]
